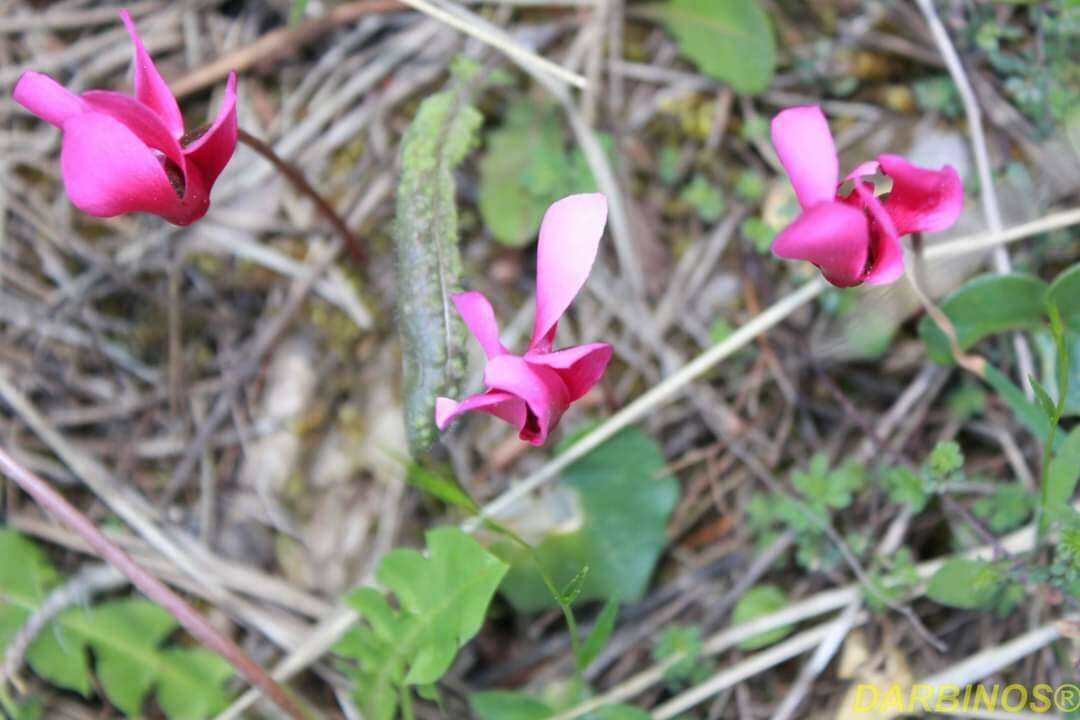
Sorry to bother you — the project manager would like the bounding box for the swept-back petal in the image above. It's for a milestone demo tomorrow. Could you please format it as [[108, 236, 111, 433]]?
[[851, 184, 904, 285], [452, 291, 505, 359], [845, 160, 879, 181], [120, 9, 183, 138], [771, 105, 839, 209], [82, 90, 184, 167], [435, 391, 527, 434], [531, 193, 608, 352], [484, 355, 571, 445], [183, 72, 238, 188], [60, 113, 184, 221], [772, 201, 869, 288], [12, 72, 86, 127], [524, 342, 612, 402], [878, 154, 963, 235]]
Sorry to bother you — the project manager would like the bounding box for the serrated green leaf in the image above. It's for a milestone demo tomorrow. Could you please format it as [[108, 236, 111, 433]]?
[[926, 559, 1005, 609], [918, 273, 1049, 363], [649, 0, 776, 93], [883, 466, 929, 513], [469, 691, 553, 720], [343, 527, 508, 717], [395, 84, 484, 454], [928, 441, 964, 478], [732, 585, 793, 650], [496, 428, 679, 611], [577, 599, 618, 672]]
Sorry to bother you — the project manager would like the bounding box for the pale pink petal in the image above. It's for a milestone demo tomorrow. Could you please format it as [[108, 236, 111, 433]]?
[[771, 106, 839, 209], [435, 391, 527, 433], [845, 160, 879, 181], [82, 90, 184, 167], [484, 355, 571, 445], [59, 113, 186, 221], [531, 193, 608, 352], [772, 202, 870, 288], [878, 154, 963, 235], [120, 9, 183, 138], [452, 291, 505, 359], [524, 342, 612, 402], [851, 184, 904, 285], [183, 73, 238, 188], [12, 72, 86, 127]]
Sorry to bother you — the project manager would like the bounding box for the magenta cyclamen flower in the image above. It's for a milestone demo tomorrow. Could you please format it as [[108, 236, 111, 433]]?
[[770, 105, 963, 287], [436, 193, 614, 446], [12, 11, 237, 226]]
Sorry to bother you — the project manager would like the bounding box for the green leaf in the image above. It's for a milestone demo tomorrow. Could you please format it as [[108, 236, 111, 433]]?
[[972, 485, 1034, 533], [595, 705, 652, 720], [985, 364, 1051, 442], [338, 527, 508, 718], [883, 466, 929, 513], [0, 530, 234, 718], [478, 102, 572, 247], [918, 273, 1049, 363], [577, 599, 619, 671], [792, 455, 865, 511], [560, 566, 590, 606], [1047, 428, 1080, 519], [652, 624, 703, 683], [678, 175, 725, 222], [405, 463, 480, 514], [1031, 374, 1060, 421], [928, 441, 965, 478], [496, 428, 679, 611], [395, 83, 484, 454], [649, 0, 776, 93], [731, 585, 793, 650], [926, 559, 1005, 609], [1047, 263, 1080, 333], [469, 691, 554, 720]]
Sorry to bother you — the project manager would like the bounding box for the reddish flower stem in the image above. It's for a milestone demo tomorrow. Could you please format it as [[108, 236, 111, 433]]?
[[237, 128, 365, 263], [0, 446, 311, 720]]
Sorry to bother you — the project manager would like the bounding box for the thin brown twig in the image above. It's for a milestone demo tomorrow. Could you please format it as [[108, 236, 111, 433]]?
[[170, 0, 404, 98], [0, 447, 313, 720], [237, 128, 365, 263]]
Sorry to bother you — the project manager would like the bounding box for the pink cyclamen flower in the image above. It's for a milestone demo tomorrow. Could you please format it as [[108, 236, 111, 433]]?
[[12, 10, 237, 226], [435, 193, 614, 446], [770, 105, 963, 287]]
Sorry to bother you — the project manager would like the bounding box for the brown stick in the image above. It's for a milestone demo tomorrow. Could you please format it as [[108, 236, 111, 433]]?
[[237, 128, 365, 263], [0, 447, 312, 720], [171, 0, 403, 98]]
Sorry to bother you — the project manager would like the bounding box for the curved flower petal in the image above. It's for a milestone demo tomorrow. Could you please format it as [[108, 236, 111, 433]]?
[[771, 105, 839, 209], [452, 291, 505, 359], [60, 113, 190, 222], [845, 160, 879, 181], [120, 9, 183, 138], [772, 201, 870, 288], [524, 342, 612, 402], [878, 154, 963, 235], [183, 72, 238, 188], [81, 90, 184, 167], [484, 354, 571, 445], [531, 193, 608, 352], [850, 184, 904, 285], [435, 391, 527, 433], [12, 72, 86, 127]]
